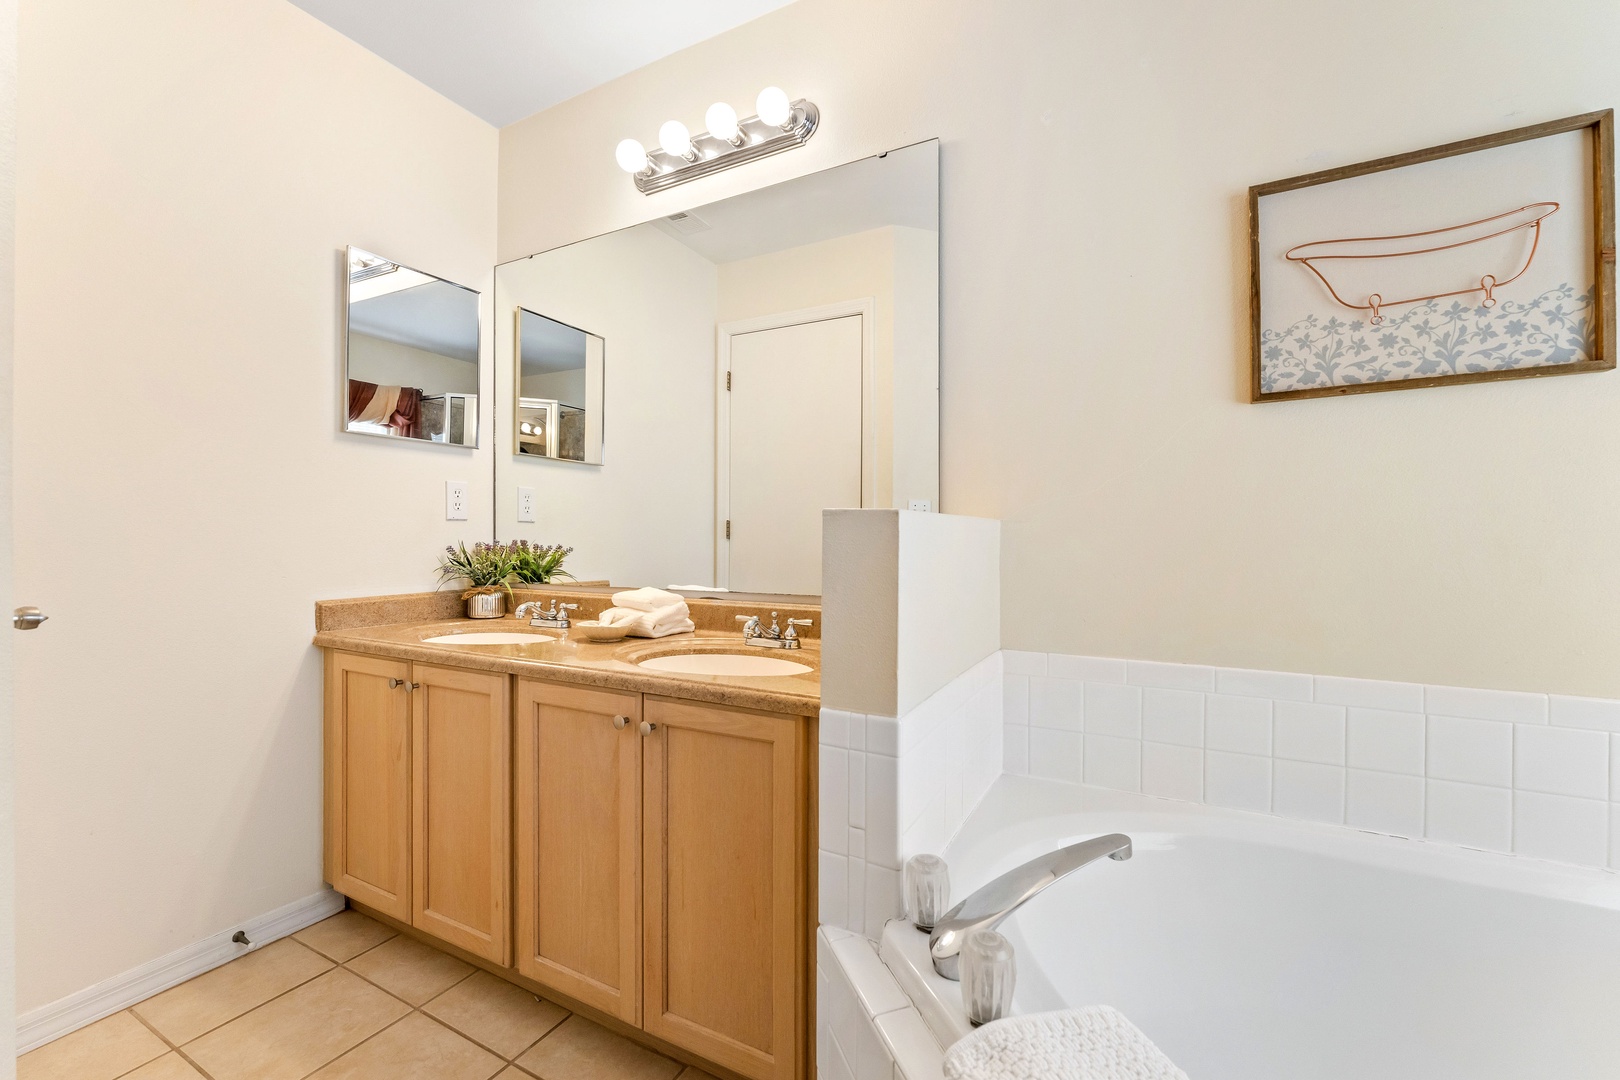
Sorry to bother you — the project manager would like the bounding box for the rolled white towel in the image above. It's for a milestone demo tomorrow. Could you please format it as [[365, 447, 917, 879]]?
[[942, 1006, 1187, 1080], [612, 587, 688, 613]]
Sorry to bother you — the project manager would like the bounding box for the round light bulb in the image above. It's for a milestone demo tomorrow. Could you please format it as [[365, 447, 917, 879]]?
[[614, 138, 648, 174], [755, 86, 792, 127], [658, 119, 693, 159], [705, 101, 740, 142]]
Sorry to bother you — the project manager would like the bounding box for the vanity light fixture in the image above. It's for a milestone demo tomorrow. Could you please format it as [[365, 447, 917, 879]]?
[[614, 86, 819, 195]]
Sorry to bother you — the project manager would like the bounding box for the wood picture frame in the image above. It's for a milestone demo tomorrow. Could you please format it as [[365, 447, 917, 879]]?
[[1249, 110, 1615, 402]]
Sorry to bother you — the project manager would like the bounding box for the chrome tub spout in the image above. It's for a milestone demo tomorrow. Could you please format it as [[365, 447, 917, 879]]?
[[928, 833, 1132, 979]]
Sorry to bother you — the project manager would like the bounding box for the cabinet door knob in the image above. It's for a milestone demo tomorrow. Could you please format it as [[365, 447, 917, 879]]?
[[612, 715, 630, 729], [639, 720, 657, 736], [387, 678, 402, 689], [407, 682, 420, 692]]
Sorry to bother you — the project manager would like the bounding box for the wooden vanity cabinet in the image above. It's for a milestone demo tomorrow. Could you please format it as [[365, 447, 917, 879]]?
[[514, 680, 643, 1023], [326, 652, 811, 1080], [641, 696, 810, 1080], [324, 651, 412, 921], [410, 663, 511, 966], [323, 653, 511, 965]]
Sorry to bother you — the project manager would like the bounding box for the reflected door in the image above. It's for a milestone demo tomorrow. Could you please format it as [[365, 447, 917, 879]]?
[[725, 315, 863, 594]]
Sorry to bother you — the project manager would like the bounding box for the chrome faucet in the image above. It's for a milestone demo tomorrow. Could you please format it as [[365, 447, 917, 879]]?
[[927, 833, 1131, 979], [736, 611, 812, 650], [514, 599, 578, 629]]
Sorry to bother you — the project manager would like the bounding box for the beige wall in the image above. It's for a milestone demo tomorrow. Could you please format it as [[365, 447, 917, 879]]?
[[347, 333, 480, 397], [499, 0, 1620, 697], [14, 0, 496, 1011], [820, 509, 998, 718], [0, 0, 15, 1065], [494, 225, 717, 585]]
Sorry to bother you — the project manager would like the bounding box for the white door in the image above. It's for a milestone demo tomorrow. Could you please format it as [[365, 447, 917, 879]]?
[[726, 315, 863, 594]]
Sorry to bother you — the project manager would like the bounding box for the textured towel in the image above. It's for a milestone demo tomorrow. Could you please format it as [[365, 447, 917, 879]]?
[[598, 605, 694, 638], [612, 587, 688, 613], [942, 1007, 1187, 1080]]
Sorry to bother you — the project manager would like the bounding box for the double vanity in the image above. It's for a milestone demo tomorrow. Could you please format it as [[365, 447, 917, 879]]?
[[315, 587, 820, 1080]]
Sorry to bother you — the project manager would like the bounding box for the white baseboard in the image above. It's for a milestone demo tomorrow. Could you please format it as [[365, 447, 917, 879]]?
[[16, 888, 346, 1054]]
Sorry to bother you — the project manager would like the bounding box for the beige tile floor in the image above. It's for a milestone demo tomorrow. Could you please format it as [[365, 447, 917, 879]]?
[[19, 910, 721, 1080]]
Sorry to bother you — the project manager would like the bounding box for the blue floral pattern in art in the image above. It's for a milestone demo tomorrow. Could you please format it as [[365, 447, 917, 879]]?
[[1260, 283, 1595, 393]]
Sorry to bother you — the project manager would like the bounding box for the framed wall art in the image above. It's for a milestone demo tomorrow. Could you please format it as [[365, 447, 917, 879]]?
[[1250, 110, 1614, 402]]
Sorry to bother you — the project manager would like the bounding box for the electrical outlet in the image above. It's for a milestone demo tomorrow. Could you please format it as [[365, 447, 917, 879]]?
[[517, 486, 536, 524], [908, 499, 932, 513], [446, 480, 469, 521]]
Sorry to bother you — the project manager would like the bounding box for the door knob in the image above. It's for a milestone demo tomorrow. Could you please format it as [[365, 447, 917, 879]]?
[[612, 715, 630, 730], [639, 720, 657, 736], [13, 607, 46, 630], [406, 682, 420, 692], [388, 678, 403, 689]]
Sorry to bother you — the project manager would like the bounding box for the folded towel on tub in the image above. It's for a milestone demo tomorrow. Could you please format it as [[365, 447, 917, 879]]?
[[942, 1007, 1187, 1080], [611, 587, 688, 613]]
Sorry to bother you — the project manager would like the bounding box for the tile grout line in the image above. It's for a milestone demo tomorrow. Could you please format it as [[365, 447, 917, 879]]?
[[123, 1006, 220, 1080], [117, 936, 343, 1069], [291, 1010, 419, 1080], [338, 950, 478, 1011]]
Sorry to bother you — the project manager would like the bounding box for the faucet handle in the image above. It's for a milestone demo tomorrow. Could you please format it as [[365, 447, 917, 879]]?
[[784, 617, 812, 640], [558, 603, 578, 612], [735, 614, 761, 637]]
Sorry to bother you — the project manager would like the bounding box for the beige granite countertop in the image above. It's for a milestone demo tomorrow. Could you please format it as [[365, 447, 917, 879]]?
[[314, 593, 820, 716]]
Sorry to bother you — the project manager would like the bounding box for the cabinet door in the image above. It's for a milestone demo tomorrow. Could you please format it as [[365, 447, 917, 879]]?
[[324, 650, 412, 921], [411, 663, 511, 965], [514, 680, 641, 1023], [642, 697, 808, 1080]]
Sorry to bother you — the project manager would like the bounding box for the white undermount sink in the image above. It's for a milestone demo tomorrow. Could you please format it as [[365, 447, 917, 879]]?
[[422, 632, 556, 645], [637, 653, 812, 677]]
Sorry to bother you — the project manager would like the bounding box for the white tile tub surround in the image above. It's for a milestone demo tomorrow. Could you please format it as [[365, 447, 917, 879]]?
[[1002, 654, 1620, 871], [818, 927, 944, 1080], [820, 652, 1003, 939]]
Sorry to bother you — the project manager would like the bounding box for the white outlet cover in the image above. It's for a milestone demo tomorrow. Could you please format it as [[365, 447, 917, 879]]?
[[446, 480, 469, 521], [517, 486, 536, 524], [908, 499, 932, 512]]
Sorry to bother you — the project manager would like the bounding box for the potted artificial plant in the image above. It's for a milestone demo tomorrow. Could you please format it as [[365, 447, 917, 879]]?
[[437, 541, 520, 618], [510, 541, 575, 586]]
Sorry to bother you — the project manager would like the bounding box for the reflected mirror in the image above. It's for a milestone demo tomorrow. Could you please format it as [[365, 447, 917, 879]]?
[[495, 140, 938, 595], [343, 246, 480, 446], [516, 308, 605, 464]]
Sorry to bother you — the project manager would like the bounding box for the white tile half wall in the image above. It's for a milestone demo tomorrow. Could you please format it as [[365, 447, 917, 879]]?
[[1004, 652, 1620, 871], [821, 646, 1620, 943], [819, 652, 1004, 938]]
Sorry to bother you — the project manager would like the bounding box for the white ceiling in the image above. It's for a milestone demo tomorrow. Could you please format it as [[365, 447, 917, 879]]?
[[350, 280, 480, 361], [288, 0, 797, 127], [651, 140, 939, 264]]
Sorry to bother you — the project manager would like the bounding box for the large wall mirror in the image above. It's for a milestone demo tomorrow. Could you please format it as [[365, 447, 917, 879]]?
[[343, 246, 481, 446], [494, 139, 939, 595]]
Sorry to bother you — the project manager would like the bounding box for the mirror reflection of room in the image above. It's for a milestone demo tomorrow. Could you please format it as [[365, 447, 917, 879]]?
[[495, 140, 939, 595], [344, 246, 481, 446], [516, 308, 605, 463]]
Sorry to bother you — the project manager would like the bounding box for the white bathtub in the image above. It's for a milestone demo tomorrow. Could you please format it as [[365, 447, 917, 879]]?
[[881, 776, 1620, 1080]]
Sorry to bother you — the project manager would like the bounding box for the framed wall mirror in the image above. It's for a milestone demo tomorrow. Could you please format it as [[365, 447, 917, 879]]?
[[343, 246, 481, 446], [516, 308, 605, 463], [494, 139, 939, 595]]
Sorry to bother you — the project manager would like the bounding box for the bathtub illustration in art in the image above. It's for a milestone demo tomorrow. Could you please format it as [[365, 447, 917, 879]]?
[[1284, 201, 1559, 323]]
